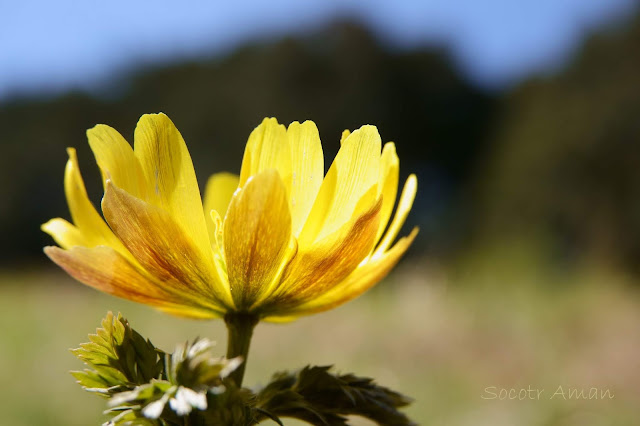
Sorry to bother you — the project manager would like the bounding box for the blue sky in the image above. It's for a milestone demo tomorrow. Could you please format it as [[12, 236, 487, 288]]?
[[0, 0, 636, 99]]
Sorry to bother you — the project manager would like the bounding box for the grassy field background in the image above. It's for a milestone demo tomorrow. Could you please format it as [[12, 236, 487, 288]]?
[[1, 248, 639, 425]]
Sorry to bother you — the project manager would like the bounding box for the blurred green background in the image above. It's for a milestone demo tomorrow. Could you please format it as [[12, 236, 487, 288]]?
[[2, 1, 640, 425]]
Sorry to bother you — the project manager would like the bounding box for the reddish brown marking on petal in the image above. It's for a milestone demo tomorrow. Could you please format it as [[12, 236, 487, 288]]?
[[293, 227, 418, 316], [44, 245, 216, 319], [102, 183, 229, 310], [269, 198, 382, 310], [224, 169, 292, 309]]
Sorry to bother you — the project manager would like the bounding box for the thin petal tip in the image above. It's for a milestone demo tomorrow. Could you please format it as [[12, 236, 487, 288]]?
[[382, 141, 397, 152], [43, 245, 60, 256], [65, 147, 77, 158], [40, 219, 55, 233]]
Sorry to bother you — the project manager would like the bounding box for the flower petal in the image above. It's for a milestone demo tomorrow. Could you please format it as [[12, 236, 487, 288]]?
[[287, 121, 324, 236], [203, 172, 239, 242], [238, 118, 290, 189], [133, 113, 211, 259], [298, 125, 381, 245], [41, 218, 89, 249], [87, 124, 147, 199], [44, 246, 219, 319], [376, 142, 399, 244], [223, 169, 293, 310], [63, 148, 125, 250], [373, 174, 417, 257], [102, 181, 232, 311], [278, 227, 418, 317], [266, 195, 382, 313], [340, 129, 351, 145]]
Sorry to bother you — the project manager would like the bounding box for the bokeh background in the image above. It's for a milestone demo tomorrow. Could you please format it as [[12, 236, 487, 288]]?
[[2, 1, 640, 424]]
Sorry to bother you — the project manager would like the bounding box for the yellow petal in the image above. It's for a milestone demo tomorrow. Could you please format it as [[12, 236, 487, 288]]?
[[340, 129, 351, 145], [102, 181, 232, 311], [287, 121, 324, 236], [373, 174, 417, 258], [223, 169, 293, 310], [64, 148, 124, 250], [87, 124, 147, 199], [266, 196, 382, 313], [282, 227, 418, 317], [133, 113, 211, 258], [41, 218, 89, 249], [156, 305, 221, 319], [376, 142, 399, 244], [44, 246, 219, 319], [298, 125, 381, 245], [203, 172, 239, 242], [238, 118, 290, 189]]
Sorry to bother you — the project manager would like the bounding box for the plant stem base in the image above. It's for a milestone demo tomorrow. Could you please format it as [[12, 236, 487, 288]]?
[[224, 312, 259, 387]]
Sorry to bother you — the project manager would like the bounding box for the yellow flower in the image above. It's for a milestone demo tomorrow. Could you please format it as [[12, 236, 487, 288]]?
[[43, 114, 417, 321]]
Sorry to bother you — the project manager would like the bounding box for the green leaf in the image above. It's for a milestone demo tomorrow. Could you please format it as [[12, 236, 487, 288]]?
[[255, 366, 416, 426], [73, 317, 247, 425], [200, 382, 258, 425], [103, 407, 161, 426], [71, 312, 164, 397], [166, 338, 242, 391], [72, 314, 415, 426]]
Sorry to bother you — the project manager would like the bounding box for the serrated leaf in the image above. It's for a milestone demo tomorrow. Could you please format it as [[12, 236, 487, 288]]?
[[71, 370, 115, 392], [255, 365, 416, 426], [103, 407, 160, 426], [71, 312, 164, 396], [73, 317, 250, 425]]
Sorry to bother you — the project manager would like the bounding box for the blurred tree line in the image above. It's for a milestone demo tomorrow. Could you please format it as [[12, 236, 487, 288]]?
[[1, 17, 639, 274], [474, 15, 640, 273]]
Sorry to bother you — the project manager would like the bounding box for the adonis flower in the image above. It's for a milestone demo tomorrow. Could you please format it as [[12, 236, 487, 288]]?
[[43, 114, 417, 322]]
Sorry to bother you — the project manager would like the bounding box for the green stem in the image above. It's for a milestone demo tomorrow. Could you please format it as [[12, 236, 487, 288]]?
[[224, 312, 259, 387]]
